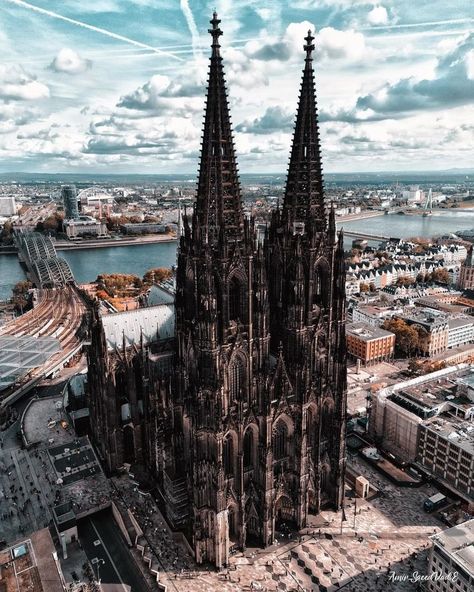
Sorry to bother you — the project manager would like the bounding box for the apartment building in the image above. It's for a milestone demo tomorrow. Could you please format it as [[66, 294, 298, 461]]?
[[346, 322, 395, 365]]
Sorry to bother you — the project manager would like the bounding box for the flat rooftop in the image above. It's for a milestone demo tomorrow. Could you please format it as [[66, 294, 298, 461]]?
[[347, 322, 394, 341], [402, 308, 449, 328], [432, 518, 474, 576], [0, 529, 63, 592], [22, 395, 75, 447], [423, 415, 474, 456]]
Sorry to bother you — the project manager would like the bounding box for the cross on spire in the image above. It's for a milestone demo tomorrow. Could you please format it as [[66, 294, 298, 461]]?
[[209, 11, 222, 52], [304, 30, 315, 61]]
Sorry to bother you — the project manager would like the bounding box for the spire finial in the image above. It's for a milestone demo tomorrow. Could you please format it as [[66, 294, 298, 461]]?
[[209, 12, 222, 49], [304, 30, 315, 61]]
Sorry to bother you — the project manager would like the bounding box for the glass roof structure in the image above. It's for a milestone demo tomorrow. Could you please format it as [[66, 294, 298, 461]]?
[[0, 335, 62, 391]]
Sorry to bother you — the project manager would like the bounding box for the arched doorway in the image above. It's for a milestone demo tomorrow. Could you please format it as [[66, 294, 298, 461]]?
[[275, 495, 295, 532]]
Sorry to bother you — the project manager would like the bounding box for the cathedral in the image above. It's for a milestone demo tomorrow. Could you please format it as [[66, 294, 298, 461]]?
[[88, 13, 347, 568]]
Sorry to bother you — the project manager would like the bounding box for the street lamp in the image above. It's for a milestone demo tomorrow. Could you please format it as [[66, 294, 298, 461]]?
[[92, 558, 105, 588]]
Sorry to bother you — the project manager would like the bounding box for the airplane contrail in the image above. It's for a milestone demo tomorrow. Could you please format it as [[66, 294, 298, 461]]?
[[180, 0, 202, 65], [362, 17, 473, 31], [5, 0, 184, 61]]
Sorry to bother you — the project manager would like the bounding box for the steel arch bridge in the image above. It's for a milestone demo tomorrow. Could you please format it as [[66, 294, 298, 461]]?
[[15, 231, 75, 288]]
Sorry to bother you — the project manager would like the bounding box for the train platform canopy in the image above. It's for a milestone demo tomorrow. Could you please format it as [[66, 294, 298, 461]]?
[[0, 335, 61, 391], [101, 304, 175, 351]]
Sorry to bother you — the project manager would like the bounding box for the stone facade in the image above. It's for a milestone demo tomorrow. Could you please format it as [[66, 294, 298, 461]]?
[[88, 14, 347, 568]]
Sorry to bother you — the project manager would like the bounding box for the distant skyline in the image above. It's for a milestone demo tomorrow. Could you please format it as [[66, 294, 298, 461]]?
[[0, 1, 472, 174]]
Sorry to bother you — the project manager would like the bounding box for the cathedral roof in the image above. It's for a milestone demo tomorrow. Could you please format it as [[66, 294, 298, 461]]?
[[101, 304, 174, 351]]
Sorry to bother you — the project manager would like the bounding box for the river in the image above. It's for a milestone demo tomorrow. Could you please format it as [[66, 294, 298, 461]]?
[[1, 210, 474, 300]]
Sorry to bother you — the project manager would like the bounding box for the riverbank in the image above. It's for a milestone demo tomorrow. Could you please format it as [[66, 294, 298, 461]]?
[[54, 234, 178, 250], [336, 211, 382, 222]]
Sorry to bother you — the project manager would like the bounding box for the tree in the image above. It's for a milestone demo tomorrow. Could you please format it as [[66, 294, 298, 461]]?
[[396, 276, 415, 287], [383, 318, 419, 357], [143, 267, 172, 285], [431, 267, 450, 284], [11, 280, 33, 311], [36, 212, 64, 234], [0, 220, 13, 244]]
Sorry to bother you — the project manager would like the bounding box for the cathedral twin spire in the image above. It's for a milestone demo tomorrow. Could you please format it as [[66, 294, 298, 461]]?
[[194, 15, 328, 246], [194, 12, 244, 247]]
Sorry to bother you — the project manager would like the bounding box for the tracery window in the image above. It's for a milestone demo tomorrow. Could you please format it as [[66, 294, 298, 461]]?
[[273, 421, 288, 460], [223, 434, 234, 476], [229, 276, 244, 322], [229, 356, 244, 401], [243, 428, 254, 469]]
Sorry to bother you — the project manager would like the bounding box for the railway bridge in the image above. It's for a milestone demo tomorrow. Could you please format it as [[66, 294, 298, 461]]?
[[15, 230, 75, 288]]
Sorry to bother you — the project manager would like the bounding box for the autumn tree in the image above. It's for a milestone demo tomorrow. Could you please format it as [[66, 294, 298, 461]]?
[[396, 276, 415, 287], [431, 267, 450, 284], [11, 280, 33, 312], [0, 221, 13, 245], [143, 267, 172, 286], [383, 318, 419, 357]]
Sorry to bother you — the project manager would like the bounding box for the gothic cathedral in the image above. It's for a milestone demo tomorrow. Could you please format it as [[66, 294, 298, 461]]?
[[88, 13, 347, 569]]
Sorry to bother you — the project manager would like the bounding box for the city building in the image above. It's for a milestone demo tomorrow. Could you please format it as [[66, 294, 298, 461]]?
[[400, 309, 449, 356], [426, 519, 474, 592], [0, 195, 16, 216], [0, 529, 64, 592], [61, 185, 79, 220], [120, 222, 168, 234], [88, 16, 347, 568], [459, 245, 474, 290], [370, 366, 474, 501], [352, 304, 403, 327], [447, 317, 474, 348], [63, 215, 108, 239], [346, 322, 395, 365]]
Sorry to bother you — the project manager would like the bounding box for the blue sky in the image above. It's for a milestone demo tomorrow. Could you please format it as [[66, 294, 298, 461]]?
[[0, 0, 472, 173]]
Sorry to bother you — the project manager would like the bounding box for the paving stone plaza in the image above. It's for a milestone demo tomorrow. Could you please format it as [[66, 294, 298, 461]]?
[[109, 451, 444, 592]]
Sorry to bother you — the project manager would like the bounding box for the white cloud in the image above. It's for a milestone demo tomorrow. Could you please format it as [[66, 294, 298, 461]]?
[[317, 27, 366, 61], [50, 48, 92, 74], [0, 65, 49, 101], [368, 5, 389, 26], [245, 22, 367, 63]]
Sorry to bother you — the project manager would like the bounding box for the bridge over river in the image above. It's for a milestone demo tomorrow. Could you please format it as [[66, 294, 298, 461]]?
[[15, 230, 75, 288]]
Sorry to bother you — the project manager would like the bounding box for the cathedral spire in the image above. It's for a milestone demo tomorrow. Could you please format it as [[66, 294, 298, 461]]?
[[283, 30, 326, 231], [194, 12, 244, 248]]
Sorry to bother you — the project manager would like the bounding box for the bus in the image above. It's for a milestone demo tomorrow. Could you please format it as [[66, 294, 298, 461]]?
[[424, 493, 447, 512]]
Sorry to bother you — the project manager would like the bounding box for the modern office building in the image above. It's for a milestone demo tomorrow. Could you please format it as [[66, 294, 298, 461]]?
[[61, 185, 79, 220], [426, 519, 474, 592]]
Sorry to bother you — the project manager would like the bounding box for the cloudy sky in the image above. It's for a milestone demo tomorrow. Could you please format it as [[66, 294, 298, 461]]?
[[0, 0, 472, 174]]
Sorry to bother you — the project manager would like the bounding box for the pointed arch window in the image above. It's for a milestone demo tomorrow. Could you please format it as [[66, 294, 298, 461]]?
[[229, 356, 244, 401], [223, 433, 234, 476], [273, 421, 288, 461], [314, 260, 329, 308], [306, 407, 316, 449], [243, 428, 254, 469], [185, 269, 194, 319], [229, 275, 245, 322]]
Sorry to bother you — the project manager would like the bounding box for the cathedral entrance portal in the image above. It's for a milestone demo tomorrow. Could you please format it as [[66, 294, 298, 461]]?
[[274, 495, 295, 533]]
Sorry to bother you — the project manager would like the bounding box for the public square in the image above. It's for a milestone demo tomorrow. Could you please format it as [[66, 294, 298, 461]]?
[[110, 452, 444, 592]]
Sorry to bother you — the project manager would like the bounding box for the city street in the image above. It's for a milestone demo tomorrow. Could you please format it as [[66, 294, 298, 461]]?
[[79, 510, 150, 592]]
